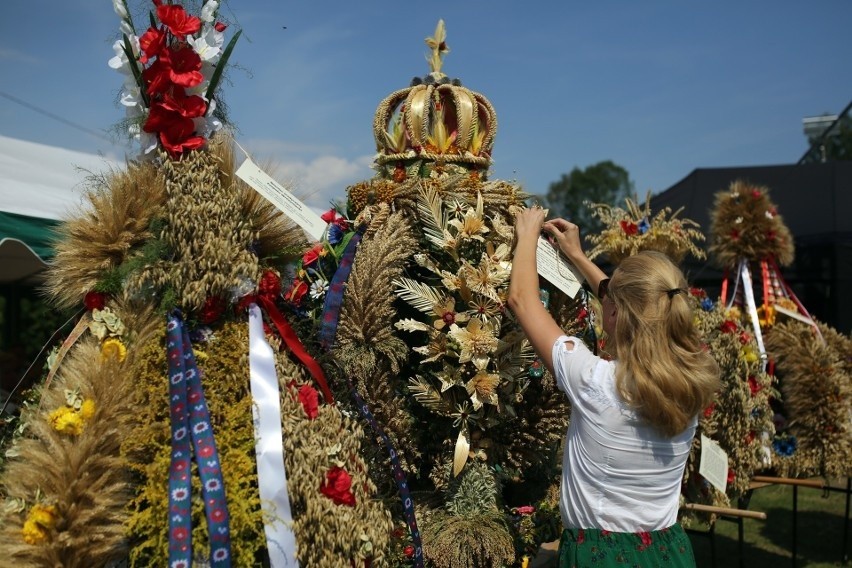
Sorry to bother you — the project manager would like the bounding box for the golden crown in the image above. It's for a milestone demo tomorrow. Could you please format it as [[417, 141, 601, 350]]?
[[372, 21, 498, 180]]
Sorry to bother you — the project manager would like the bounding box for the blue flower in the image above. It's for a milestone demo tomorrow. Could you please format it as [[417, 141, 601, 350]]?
[[701, 297, 714, 311], [328, 224, 344, 245], [637, 217, 651, 235], [772, 435, 797, 457]]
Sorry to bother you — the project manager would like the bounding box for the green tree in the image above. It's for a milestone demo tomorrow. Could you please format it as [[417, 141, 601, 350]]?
[[544, 160, 634, 236]]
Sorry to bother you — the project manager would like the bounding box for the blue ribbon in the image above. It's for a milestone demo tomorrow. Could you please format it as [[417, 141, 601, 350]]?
[[166, 315, 232, 566]]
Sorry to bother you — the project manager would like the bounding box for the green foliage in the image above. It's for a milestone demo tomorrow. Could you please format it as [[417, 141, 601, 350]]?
[[545, 160, 634, 236]]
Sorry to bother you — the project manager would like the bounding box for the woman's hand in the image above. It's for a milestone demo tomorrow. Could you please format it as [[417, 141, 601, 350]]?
[[514, 207, 546, 244], [543, 218, 584, 261]]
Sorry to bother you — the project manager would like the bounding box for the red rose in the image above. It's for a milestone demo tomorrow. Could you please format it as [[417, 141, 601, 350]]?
[[199, 296, 227, 325], [156, 3, 202, 40], [298, 384, 319, 420], [403, 545, 415, 558], [320, 466, 356, 507], [259, 271, 281, 301], [84, 291, 106, 311], [285, 279, 309, 305], [301, 243, 324, 267]]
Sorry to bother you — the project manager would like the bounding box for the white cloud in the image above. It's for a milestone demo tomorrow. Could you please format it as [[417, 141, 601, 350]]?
[[271, 154, 373, 210]]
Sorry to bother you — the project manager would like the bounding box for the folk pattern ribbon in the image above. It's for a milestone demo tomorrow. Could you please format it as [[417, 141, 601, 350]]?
[[318, 225, 365, 350], [167, 315, 232, 567], [346, 380, 424, 567]]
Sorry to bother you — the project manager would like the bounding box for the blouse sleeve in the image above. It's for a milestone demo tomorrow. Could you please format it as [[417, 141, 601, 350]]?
[[550, 335, 600, 402]]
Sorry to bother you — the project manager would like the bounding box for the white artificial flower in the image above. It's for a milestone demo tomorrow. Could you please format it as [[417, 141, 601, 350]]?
[[200, 1, 219, 23], [113, 0, 129, 20], [119, 20, 134, 36], [108, 37, 140, 74], [120, 87, 143, 108], [310, 279, 329, 299], [190, 27, 225, 62]]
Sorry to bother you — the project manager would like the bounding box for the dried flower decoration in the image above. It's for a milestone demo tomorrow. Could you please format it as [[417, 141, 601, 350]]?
[[709, 180, 794, 269], [48, 389, 96, 436], [21, 503, 58, 545], [585, 191, 706, 265]]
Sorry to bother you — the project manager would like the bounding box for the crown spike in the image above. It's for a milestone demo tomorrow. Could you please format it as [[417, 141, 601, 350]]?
[[425, 19, 450, 78]]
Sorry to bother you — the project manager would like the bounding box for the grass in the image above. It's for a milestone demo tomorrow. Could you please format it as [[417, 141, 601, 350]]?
[[688, 480, 850, 567], [533, 479, 850, 568]]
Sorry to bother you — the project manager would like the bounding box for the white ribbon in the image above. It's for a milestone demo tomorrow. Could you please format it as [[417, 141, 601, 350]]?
[[248, 303, 299, 567], [739, 260, 768, 372]]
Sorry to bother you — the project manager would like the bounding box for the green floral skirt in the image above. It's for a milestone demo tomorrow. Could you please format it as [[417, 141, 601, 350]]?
[[557, 523, 696, 567]]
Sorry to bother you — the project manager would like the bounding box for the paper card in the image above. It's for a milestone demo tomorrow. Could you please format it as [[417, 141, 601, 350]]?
[[699, 434, 729, 494], [774, 304, 815, 326], [535, 236, 584, 298], [235, 157, 326, 241]]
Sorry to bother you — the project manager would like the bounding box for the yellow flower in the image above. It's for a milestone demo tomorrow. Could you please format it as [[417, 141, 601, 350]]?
[[741, 345, 759, 364], [101, 337, 127, 363], [80, 399, 96, 421], [22, 503, 57, 544], [52, 408, 83, 435], [757, 304, 775, 327]]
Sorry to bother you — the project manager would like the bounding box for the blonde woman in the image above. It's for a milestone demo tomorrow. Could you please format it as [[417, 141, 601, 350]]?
[[508, 208, 719, 567]]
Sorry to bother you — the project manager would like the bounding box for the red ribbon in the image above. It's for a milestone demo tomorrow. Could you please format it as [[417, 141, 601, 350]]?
[[256, 295, 335, 404], [720, 268, 730, 305]]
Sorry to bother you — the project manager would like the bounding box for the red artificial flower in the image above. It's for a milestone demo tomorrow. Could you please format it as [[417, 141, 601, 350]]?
[[163, 46, 204, 88], [156, 3, 202, 40], [160, 88, 207, 119], [259, 270, 282, 301], [689, 287, 706, 298], [738, 331, 751, 345], [301, 243, 324, 267], [139, 26, 167, 64], [719, 320, 738, 334], [745, 431, 756, 444], [514, 505, 535, 515], [84, 291, 106, 311], [576, 307, 588, 322], [141, 57, 173, 96], [321, 208, 349, 230], [162, 119, 206, 156], [320, 466, 356, 507], [751, 189, 762, 199], [198, 296, 227, 325], [298, 384, 319, 420], [727, 469, 736, 484], [403, 545, 415, 558], [766, 230, 776, 242], [214, 22, 228, 32], [619, 220, 639, 236], [285, 279, 309, 305], [747, 376, 761, 396], [703, 403, 715, 418], [730, 228, 740, 241]]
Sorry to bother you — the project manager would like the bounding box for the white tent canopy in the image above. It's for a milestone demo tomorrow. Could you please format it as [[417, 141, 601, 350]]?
[[0, 135, 121, 284]]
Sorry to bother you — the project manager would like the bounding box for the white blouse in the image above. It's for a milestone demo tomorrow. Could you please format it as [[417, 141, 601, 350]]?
[[551, 335, 696, 533]]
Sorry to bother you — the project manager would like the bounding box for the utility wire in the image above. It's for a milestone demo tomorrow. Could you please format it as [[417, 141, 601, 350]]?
[[0, 89, 117, 144]]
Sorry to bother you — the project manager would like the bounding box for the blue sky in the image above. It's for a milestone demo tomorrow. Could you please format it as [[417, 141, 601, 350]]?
[[1, 1, 849, 210]]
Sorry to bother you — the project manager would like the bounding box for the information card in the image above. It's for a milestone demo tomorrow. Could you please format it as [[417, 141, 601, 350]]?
[[235, 157, 326, 241], [535, 236, 584, 298], [699, 434, 729, 494]]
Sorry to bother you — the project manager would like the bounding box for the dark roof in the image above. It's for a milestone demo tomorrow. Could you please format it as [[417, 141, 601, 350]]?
[[651, 161, 852, 246], [649, 161, 852, 332]]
